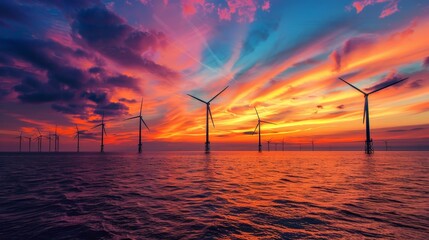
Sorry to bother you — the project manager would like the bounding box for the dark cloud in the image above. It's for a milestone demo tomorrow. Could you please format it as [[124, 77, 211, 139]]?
[[364, 71, 406, 92], [14, 77, 75, 103], [292, 58, 320, 68], [88, 66, 104, 74], [52, 103, 89, 115], [81, 91, 107, 104], [119, 98, 137, 103], [388, 127, 425, 133], [423, 56, 429, 68], [408, 79, 423, 89], [72, 6, 177, 79], [337, 104, 345, 109], [106, 74, 140, 91], [94, 101, 129, 116], [0, 1, 29, 24], [243, 131, 256, 135], [317, 105, 323, 109], [242, 20, 279, 55]]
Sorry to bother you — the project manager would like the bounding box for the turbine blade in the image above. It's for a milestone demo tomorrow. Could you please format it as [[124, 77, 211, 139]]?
[[187, 94, 207, 104], [252, 122, 259, 135], [37, 128, 41, 135], [92, 124, 102, 129], [75, 124, 78, 131], [254, 107, 260, 120], [367, 77, 408, 95], [139, 98, 143, 116], [141, 117, 150, 131], [208, 107, 215, 128], [103, 127, 107, 136], [260, 120, 276, 125], [338, 77, 366, 95], [124, 116, 140, 121], [209, 85, 229, 102]]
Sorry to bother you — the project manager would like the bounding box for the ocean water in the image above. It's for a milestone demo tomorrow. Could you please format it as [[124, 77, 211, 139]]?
[[0, 151, 428, 239]]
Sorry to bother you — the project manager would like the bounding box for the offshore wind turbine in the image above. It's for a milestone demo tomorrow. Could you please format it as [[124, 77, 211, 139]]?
[[252, 107, 275, 152], [35, 128, 43, 152], [125, 98, 150, 153], [339, 77, 408, 154], [282, 138, 285, 151], [45, 132, 52, 152], [93, 112, 107, 153], [17, 131, 23, 152], [74, 124, 85, 152], [53, 126, 59, 152], [266, 138, 272, 151], [187, 86, 229, 153]]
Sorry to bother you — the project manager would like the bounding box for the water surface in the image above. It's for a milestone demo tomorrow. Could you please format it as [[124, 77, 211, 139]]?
[[1, 151, 428, 239]]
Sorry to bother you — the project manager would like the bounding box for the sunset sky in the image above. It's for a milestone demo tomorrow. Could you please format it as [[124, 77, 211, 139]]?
[[0, 0, 428, 152]]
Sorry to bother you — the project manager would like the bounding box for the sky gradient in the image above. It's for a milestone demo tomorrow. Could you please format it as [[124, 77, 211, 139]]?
[[0, 0, 428, 152]]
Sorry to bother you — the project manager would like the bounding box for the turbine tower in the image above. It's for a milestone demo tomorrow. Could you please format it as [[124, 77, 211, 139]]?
[[187, 86, 229, 153], [339, 77, 408, 154], [125, 98, 150, 153], [53, 126, 59, 152], [46, 132, 52, 152], [282, 138, 285, 151], [266, 138, 272, 151], [74, 124, 85, 152], [252, 107, 275, 152], [35, 128, 43, 152], [93, 112, 107, 153], [17, 131, 23, 152], [24, 136, 31, 152]]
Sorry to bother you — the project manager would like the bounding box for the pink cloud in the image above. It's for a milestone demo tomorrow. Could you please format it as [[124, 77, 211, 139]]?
[[218, 0, 257, 22], [261, 0, 270, 11], [181, 0, 214, 17], [351, 0, 399, 18]]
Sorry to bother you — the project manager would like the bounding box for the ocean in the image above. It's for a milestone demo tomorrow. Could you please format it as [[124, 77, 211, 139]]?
[[0, 151, 428, 239]]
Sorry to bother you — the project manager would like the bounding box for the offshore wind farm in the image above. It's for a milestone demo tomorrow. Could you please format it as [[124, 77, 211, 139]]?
[[0, 1, 429, 239]]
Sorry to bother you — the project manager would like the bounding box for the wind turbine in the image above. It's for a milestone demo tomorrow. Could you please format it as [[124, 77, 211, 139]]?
[[74, 124, 85, 152], [252, 107, 275, 152], [93, 112, 107, 153], [53, 125, 59, 152], [35, 128, 43, 152], [282, 138, 285, 151], [311, 139, 314, 151], [266, 138, 272, 151], [339, 77, 408, 154], [45, 132, 52, 152], [125, 98, 150, 153], [187, 86, 229, 153], [17, 131, 23, 152]]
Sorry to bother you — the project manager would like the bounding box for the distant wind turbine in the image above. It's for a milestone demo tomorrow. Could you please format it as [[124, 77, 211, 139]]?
[[312, 139, 314, 151], [35, 128, 43, 152], [187, 86, 229, 153], [282, 138, 285, 151], [339, 77, 408, 154], [252, 107, 275, 152], [45, 132, 52, 152], [74, 124, 85, 153], [17, 131, 23, 152], [53, 125, 59, 152], [125, 98, 150, 153], [93, 112, 107, 153], [266, 138, 272, 151]]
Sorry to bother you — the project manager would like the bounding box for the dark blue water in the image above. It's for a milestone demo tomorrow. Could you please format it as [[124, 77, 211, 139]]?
[[0, 151, 428, 239]]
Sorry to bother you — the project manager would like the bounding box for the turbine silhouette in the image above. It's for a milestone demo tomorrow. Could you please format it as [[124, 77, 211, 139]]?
[[93, 112, 107, 153], [339, 77, 408, 154], [125, 98, 150, 153], [266, 138, 272, 151], [187, 86, 229, 153], [252, 107, 275, 152], [17, 131, 23, 152], [24, 136, 31, 152], [74, 124, 85, 152]]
